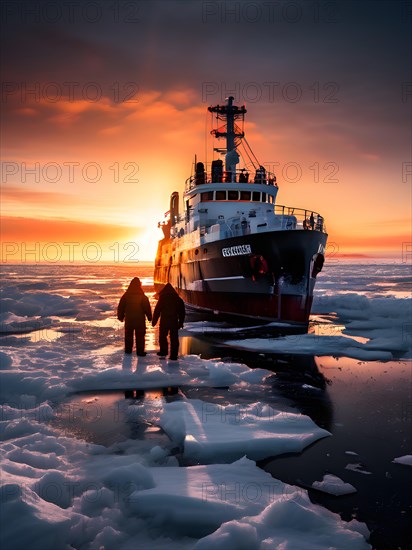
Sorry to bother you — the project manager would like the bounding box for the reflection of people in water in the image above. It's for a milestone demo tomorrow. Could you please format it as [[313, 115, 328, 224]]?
[[181, 336, 334, 433], [117, 277, 152, 356], [152, 283, 185, 361]]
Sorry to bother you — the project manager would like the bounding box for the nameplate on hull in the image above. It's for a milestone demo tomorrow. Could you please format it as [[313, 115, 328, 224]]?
[[221, 244, 252, 257]]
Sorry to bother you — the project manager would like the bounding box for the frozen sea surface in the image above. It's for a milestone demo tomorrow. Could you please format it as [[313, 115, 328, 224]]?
[[0, 261, 411, 549]]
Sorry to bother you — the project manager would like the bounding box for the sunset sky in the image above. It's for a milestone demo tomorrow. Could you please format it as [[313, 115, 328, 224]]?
[[1, 0, 411, 263]]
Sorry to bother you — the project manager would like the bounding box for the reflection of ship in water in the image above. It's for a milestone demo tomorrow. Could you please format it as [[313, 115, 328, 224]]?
[[180, 334, 333, 433]]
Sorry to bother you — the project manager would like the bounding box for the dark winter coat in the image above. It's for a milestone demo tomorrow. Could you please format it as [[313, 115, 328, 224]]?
[[152, 283, 185, 329], [117, 278, 152, 330]]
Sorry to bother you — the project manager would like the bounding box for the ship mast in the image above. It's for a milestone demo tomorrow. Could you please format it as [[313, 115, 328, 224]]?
[[208, 96, 247, 173]]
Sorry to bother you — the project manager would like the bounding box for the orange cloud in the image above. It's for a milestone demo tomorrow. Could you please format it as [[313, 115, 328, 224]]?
[[2, 186, 78, 205], [1, 216, 139, 242]]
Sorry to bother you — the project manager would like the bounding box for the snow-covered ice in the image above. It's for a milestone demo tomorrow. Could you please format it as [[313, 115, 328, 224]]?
[[3, 261, 407, 548], [159, 399, 330, 462], [0, 405, 370, 549], [225, 293, 411, 360], [194, 491, 370, 550]]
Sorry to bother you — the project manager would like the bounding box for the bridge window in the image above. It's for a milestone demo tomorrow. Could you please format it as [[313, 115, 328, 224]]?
[[228, 190, 239, 200], [240, 191, 251, 200], [252, 191, 260, 201], [262, 192, 266, 202], [201, 191, 214, 201], [215, 190, 226, 200]]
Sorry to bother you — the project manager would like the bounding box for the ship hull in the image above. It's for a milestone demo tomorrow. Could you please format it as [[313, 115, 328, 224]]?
[[154, 230, 327, 329]]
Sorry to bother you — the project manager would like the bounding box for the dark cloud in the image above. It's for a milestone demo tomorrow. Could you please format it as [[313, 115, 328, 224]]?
[[2, 1, 409, 89], [1, 0, 410, 181]]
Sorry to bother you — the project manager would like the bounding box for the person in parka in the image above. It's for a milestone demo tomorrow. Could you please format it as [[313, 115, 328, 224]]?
[[152, 283, 185, 360], [117, 277, 152, 356]]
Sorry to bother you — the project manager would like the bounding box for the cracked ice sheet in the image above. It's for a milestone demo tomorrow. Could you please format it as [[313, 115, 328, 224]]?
[[74, 355, 266, 392], [0, 353, 267, 404], [129, 456, 370, 548], [159, 399, 331, 463], [0, 412, 370, 550], [225, 294, 412, 361]]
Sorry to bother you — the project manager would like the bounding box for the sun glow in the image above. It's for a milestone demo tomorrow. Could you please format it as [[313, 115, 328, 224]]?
[[136, 227, 163, 263]]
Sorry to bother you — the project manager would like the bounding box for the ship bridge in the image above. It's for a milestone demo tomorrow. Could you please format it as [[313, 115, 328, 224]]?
[[170, 189, 325, 247], [159, 95, 326, 247]]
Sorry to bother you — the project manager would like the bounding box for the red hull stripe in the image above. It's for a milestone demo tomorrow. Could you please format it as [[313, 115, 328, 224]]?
[[177, 290, 313, 324]]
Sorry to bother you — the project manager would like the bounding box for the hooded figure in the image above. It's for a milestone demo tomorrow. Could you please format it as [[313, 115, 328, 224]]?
[[117, 277, 152, 356], [152, 283, 185, 360]]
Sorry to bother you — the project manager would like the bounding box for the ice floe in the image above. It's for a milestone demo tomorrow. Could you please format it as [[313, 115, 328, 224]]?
[[345, 463, 372, 475], [159, 399, 331, 462], [392, 454, 412, 467], [312, 474, 357, 496]]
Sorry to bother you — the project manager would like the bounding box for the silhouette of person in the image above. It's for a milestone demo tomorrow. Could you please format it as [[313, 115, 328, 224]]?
[[152, 283, 185, 360], [239, 169, 249, 183], [117, 277, 152, 356], [254, 165, 266, 183], [309, 212, 315, 230]]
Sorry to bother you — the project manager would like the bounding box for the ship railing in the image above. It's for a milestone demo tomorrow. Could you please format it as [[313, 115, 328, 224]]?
[[170, 205, 326, 239], [185, 169, 278, 192], [223, 207, 326, 237], [274, 205, 327, 233]]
